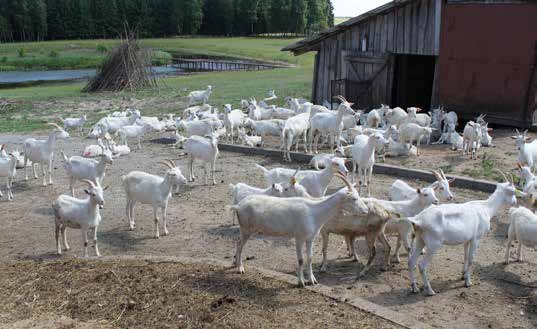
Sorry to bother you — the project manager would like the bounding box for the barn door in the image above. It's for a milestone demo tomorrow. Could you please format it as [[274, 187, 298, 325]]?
[[332, 51, 392, 110]]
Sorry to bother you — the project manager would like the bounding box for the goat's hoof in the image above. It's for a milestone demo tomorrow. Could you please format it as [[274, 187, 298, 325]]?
[[464, 280, 472, 288], [24, 177, 29, 181], [57, 251, 62, 256], [426, 290, 436, 296], [163, 231, 169, 236], [64, 247, 70, 251], [392, 257, 401, 264], [154, 235, 160, 239], [320, 265, 327, 273], [238, 266, 245, 274], [297, 281, 306, 288], [411, 285, 420, 293]]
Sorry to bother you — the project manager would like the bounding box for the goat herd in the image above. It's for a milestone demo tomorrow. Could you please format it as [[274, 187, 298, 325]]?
[[1, 86, 537, 298]]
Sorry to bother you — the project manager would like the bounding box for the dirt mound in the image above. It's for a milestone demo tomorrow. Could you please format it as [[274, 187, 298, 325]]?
[[0, 259, 399, 329]]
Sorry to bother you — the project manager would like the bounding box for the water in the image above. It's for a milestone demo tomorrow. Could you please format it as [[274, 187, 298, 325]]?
[[0, 66, 183, 84]]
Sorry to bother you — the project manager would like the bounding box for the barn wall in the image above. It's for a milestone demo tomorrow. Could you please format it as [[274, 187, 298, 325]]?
[[313, 0, 441, 105], [437, 3, 537, 127]]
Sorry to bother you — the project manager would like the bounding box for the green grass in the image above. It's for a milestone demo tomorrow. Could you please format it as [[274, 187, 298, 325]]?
[[0, 37, 308, 71], [0, 37, 314, 133]]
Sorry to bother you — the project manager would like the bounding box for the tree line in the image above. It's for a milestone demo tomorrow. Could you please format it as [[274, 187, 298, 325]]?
[[0, 0, 334, 42]]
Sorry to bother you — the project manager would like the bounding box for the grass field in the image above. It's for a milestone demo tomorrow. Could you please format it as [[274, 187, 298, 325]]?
[[0, 37, 314, 133]]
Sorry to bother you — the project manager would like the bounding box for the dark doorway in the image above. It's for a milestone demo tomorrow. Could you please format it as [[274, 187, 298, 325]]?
[[392, 54, 436, 109]]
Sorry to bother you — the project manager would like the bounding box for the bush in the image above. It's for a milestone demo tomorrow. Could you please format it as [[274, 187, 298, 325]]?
[[16, 47, 26, 58], [150, 50, 172, 66], [0, 56, 7, 63], [48, 50, 59, 58], [96, 44, 109, 53]]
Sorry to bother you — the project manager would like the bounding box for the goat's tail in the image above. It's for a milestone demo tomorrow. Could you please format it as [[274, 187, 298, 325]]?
[[225, 204, 240, 225]]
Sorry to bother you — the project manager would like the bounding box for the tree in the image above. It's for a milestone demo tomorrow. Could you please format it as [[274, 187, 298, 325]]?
[[28, 0, 47, 40], [289, 0, 306, 34]]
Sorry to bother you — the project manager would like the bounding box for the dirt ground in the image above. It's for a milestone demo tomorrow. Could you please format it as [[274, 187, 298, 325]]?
[[1, 131, 537, 329], [0, 259, 399, 329]]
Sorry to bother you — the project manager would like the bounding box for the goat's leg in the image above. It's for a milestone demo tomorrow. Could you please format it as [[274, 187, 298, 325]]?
[[357, 234, 377, 278], [81, 228, 89, 257], [189, 158, 195, 181], [203, 163, 208, 185], [517, 241, 524, 262], [418, 240, 442, 296], [367, 166, 373, 196], [378, 232, 392, 271], [408, 234, 425, 293], [24, 156, 29, 181], [61, 227, 69, 250], [55, 224, 62, 255], [307, 130, 314, 154], [128, 200, 136, 230], [303, 130, 308, 153], [305, 240, 317, 285], [393, 235, 403, 263], [7, 177, 13, 200], [212, 160, 216, 185], [153, 207, 160, 239], [320, 231, 330, 272], [234, 230, 251, 273], [93, 226, 100, 257], [345, 235, 354, 258], [162, 206, 169, 236], [462, 241, 469, 279], [138, 136, 142, 150], [48, 157, 53, 185], [69, 177, 75, 197], [41, 163, 47, 186], [464, 240, 481, 287], [295, 239, 306, 287]]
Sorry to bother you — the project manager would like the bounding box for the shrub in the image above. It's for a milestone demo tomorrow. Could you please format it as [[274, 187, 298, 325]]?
[[48, 50, 59, 58], [150, 50, 172, 66], [16, 47, 26, 58], [96, 44, 109, 53], [0, 56, 7, 63]]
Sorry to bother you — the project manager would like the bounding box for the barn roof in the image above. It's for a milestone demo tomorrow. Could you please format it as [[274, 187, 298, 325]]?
[[282, 0, 415, 55]]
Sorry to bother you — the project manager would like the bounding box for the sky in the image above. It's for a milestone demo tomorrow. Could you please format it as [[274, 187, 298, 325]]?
[[332, 0, 391, 17]]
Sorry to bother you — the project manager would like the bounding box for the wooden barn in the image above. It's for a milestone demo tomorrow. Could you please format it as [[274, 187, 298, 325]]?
[[283, 0, 537, 127]]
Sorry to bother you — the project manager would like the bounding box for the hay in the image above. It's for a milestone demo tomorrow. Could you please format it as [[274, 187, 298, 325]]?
[[83, 34, 157, 93]]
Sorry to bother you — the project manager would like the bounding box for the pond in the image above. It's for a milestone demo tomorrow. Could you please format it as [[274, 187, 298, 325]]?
[[0, 66, 184, 86]]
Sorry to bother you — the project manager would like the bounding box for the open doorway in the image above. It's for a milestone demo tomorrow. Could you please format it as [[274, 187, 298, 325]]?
[[392, 54, 436, 109]]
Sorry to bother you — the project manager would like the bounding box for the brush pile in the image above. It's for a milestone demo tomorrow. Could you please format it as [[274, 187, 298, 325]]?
[[83, 34, 157, 93]]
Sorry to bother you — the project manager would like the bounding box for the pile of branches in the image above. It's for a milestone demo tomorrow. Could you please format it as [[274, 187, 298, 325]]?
[[83, 34, 157, 93]]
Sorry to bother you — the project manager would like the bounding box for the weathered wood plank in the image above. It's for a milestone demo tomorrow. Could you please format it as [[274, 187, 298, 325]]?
[[396, 5, 404, 53], [434, 0, 442, 55], [351, 25, 360, 50], [375, 15, 382, 51], [418, 0, 428, 54], [313, 52, 320, 102], [404, 3, 412, 53], [386, 11, 395, 52]]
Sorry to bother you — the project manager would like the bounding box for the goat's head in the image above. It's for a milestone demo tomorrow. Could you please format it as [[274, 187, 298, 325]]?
[[496, 170, 523, 206], [159, 160, 187, 186], [416, 186, 439, 206], [98, 144, 114, 164], [370, 132, 389, 147], [46, 123, 70, 139], [334, 173, 369, 215], [82, 179, 107, 208], [510, 129, 531, 149], [430, 169, 455, 201], [333, 95, 354, 112], [330, 157, 349, 176]]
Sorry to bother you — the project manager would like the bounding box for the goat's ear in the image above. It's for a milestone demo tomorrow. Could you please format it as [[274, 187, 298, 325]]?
[[416, 188, 421, 194], [84, 189, 91, 195], [448, 178, 455, 184], [487, 128, 493, 132], [103, 185, 110, 191], [526, 137, 532, 142], [431, 182, 439, 190], [510, 136, 518, 139]]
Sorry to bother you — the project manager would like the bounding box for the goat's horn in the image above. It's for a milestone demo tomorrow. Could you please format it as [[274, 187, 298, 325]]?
[[165, 159, 176, 168], [430, 170, 441, 180], [515, 128, 520, 135], [496, 170, 510, 183], [517, 162, 523, 169], [158, 161, 174, 169], [439, 169, 447, 180], [334, 172, 353, 191], [46, 122, 62, 129], [81, 179, 96, 188]]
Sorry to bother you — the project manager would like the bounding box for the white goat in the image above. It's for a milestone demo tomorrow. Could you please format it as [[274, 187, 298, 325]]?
[[256, 157, 349, 198], [177, 119, 216, 138], [309, 96, 356, 153], [271, 107, 296, 120], [281, 112, 309, 162], [94, 109, 141, 135], [389, 169, 455, 202], [248, 98, 273, 121], [309, 153, 336, 170], [286, 97, 313, 114], [223, 104, 246, 144], [505, 206, 537, 264], [187, 85, 212, 106], [61, 146, 113, 197], [385, 138, 418, 157], [116, 122, 150, 149], [399, 123, 433, 156], [407, 172, 520, 296], [238, 129, 262, 147], [243, 118, 284, 146], [183, 134, 219, 185], [512, 129, 537, 169], [60, 115, 87, 136], [230, 174, 369, 286], [0, 153, 17, 200], [405, 107, 431, 127], [23, 123, 70, 186], [52, 179, 108, 256], [385, 107, 407, 128], [122, 160, 187, 238], [351, 133, 388, 195], [462, 121, 482, 160]]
